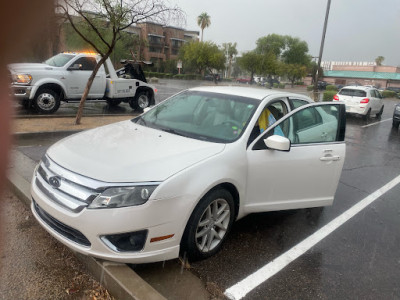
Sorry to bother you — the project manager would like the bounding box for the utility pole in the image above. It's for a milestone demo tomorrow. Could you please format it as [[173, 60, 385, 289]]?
[[313, 0, 331, 101]]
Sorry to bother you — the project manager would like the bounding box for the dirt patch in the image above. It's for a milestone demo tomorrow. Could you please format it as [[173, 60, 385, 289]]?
[[13, 115, 134, 134], [0, 189, 115, 300]]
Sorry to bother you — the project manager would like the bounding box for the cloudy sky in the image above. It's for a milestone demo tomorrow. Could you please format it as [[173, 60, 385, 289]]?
[[171, 0, 400, 66]]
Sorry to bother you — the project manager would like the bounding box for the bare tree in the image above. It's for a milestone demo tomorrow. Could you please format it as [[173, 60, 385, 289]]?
[[57, 0, 182, 124]]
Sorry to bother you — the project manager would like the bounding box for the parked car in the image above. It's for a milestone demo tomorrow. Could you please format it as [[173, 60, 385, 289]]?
[[204, 73, 221, 81], [31, 86, 346, 263], [393, 103, 400, 129], [333, 86, 384, 119], [236, 77, 251, 84], [317, 81, 328, 90]]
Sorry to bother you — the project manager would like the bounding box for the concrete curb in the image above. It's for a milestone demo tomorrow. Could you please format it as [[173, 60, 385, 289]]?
[[7, 151, 166, 300], [14, 130, 83, 139]]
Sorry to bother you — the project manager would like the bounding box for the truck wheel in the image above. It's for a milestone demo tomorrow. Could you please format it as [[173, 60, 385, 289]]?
[[106, 99, 122, 107], [34, 89, 60, 114], [180, 189, 235, 261], [129, 92, 149, 110]]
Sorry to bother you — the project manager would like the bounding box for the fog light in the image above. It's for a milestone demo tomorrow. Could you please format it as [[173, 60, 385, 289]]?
[[101, 230, 148, 252]]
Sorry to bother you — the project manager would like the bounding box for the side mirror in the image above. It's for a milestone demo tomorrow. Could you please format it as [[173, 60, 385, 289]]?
[[68, 64, 82, 71], [264, 135, 291, 151]]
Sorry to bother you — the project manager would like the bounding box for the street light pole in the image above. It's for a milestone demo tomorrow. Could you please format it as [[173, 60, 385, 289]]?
[[313, 0, 331, 100]]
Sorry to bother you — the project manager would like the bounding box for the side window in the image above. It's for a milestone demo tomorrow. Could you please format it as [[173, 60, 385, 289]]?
[[248, 99, 288, 146], [289, 98, 309, 110], [73, 57, 97, 71], [253, 104, 343, 149], [280, 105, 339, 144]]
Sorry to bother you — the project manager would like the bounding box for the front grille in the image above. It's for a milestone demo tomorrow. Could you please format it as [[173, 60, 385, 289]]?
[[35, 155, 100, 213], [33, 200, 91, 247]]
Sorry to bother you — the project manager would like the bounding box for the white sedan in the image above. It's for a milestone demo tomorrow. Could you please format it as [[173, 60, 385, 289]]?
[[31, 86, 346, 263]]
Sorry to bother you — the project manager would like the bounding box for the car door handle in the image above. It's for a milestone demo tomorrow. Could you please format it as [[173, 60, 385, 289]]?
[[320, 155, 340, 161]]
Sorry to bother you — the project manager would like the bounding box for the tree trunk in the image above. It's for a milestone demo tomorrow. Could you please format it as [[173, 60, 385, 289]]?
[[228, 57, 232, 78], [75, 54, 110, 125]]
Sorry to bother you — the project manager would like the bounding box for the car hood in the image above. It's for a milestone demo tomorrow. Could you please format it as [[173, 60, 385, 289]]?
[[47, 120, 225, 183], [8, 63, 54, 73]]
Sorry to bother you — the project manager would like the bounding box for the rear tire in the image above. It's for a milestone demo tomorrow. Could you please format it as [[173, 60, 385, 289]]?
[[363, 108, 371, 121], [180, 189, 235, 261], [393, 120, 399, 129], [129, 92, 149, 110], [34, 89, 60, 114], [376, 105, 384, 118]]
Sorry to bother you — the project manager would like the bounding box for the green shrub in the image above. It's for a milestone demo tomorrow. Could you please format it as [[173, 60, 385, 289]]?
[[278, 83, 285, 89], [307, 85, 314, 91], [323, 90, 337, 101], [326, 85, 338, 91], [382, 90, 397, 98], [273, 83, 279, 88], [295, 81, 304, 85]]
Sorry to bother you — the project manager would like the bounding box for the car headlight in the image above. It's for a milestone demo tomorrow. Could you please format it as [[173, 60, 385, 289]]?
[[88, 185, 158, 209], [396, 106, 400, 112], [12, 74, 32, 84]]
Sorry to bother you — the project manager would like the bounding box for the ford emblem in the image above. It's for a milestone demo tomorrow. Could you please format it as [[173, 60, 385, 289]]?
[[48, 176, 61, 188]]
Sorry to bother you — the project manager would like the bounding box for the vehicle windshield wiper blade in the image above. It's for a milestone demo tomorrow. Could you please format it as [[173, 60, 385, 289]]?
[[160, 128, 187, 137]]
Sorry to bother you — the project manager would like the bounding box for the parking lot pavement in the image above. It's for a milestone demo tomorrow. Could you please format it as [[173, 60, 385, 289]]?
[[11, 96, 400, 299]]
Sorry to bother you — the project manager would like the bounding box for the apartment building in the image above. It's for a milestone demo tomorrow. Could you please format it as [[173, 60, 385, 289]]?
[[137, 22, 199, 63]]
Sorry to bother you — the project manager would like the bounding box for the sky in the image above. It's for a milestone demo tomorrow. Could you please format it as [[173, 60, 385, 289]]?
[[171, 0, 400, 66]]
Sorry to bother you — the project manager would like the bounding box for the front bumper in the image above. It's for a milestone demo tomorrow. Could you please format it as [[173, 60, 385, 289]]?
[[30, 160, 192, 263], [10, 84, 35, 100]]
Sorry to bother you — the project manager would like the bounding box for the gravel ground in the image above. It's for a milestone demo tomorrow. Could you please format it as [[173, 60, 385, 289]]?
[[0, 189, 115, 300]]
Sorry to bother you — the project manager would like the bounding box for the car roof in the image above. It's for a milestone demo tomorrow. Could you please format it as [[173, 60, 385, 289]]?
[[188, 85, 309, 101]]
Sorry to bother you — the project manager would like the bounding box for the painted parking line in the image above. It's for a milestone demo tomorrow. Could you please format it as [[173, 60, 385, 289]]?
[[361, 118, 391, 128], [224, 175, 400, 300]]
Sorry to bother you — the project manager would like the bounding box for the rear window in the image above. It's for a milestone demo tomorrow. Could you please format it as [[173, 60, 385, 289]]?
[[339, 89, 366, 97]]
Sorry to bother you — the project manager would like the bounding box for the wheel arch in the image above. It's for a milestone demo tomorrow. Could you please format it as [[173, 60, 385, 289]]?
[[136, 86, 155, 105], [35, 83, 65, 100], [199, 182, 240, 220]]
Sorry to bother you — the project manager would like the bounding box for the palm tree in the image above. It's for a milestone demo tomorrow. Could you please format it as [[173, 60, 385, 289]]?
[[197, 12, 211, 42], [375, 56, 384, 66]]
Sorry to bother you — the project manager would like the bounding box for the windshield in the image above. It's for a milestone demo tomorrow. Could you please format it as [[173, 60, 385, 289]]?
[[44, 53, 75, 67], [133, 90, 259, 143]]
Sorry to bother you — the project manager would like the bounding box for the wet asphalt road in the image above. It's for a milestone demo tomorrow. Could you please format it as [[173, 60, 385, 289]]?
[[15, 91, 400, 299]]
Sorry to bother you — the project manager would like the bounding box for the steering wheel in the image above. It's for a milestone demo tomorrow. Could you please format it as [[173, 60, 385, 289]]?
[[221, 120, 242, 129]]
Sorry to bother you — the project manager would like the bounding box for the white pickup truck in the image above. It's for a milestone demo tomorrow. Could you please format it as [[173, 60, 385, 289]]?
[[8, 52, 156, 113]]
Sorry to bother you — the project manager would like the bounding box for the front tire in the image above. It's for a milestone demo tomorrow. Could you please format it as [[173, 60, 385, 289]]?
[[34, 89, 60, 114], [181, 189, 235, 261], [393, 120, 399, 129]]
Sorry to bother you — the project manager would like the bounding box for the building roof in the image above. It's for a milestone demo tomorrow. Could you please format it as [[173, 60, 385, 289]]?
[[324, 70, 400, 81]]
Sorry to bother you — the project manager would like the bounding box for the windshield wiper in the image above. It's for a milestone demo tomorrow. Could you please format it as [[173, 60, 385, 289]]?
[[160, 128, 187, 137]]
